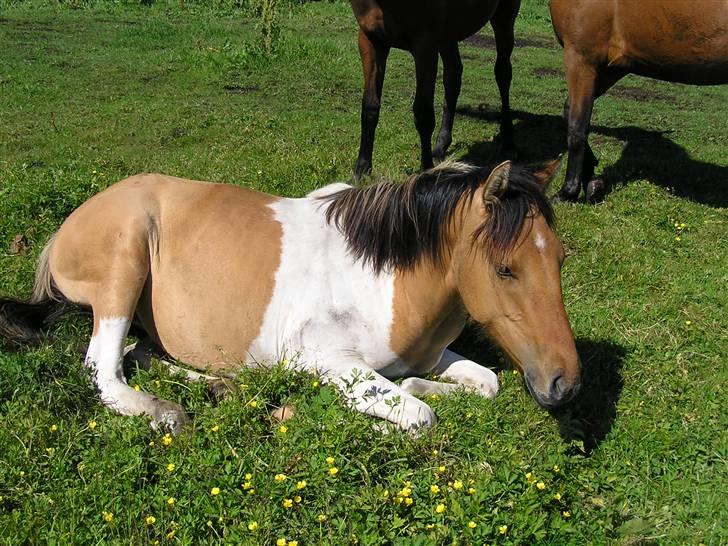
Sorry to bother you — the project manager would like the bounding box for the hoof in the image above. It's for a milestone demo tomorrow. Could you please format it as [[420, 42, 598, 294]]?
[[151, 400, 190, 436], [585, 178, 606, 204], [271, 404, 295, 422], [207, 378, 237, 403]]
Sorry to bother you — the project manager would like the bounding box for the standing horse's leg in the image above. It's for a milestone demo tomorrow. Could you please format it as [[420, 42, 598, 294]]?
[[558, 55, 623, 201], [354, 30, 390, 179], [433, 42, 463, 161], [320, 359, 436, 432], [412, 44, 439, 171], [491, 0, 521, 155]]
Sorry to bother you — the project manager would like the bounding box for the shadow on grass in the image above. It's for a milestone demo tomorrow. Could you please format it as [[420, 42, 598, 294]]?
[[456, 104, 728, 207], [551, 338, 626, 455], [450, 326, 627, 454]]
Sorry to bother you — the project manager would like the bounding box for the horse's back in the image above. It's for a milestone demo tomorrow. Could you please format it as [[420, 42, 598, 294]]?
[[351, 0, 507, 47], [551, 0, 728, 84]]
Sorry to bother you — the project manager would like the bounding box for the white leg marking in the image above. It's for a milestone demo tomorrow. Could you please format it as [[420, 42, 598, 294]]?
[[430, 348, 499, 399], [86, 319, 189, 433], [320, 360, 437, 432]]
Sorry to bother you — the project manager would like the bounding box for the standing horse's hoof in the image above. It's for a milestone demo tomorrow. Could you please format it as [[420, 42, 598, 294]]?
[[585, 178, 606, 204], [151, 400, 190, 436]]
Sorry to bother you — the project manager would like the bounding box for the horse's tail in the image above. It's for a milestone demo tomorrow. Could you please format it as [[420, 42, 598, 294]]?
[[1, 234, 75, 349]]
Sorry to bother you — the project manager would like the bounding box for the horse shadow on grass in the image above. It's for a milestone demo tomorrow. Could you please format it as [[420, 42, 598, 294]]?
[[450, 325, 626, 455], [455, 104, 728, 207]]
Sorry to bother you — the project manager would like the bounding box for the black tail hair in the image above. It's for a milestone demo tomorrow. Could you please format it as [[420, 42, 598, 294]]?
[[0, 291, 76, 350]]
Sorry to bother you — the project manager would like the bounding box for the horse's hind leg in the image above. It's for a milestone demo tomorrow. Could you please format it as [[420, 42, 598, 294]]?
[[491, 0, 521, 155], [433, 42, 463, 161], [354, 30, 390, 179]]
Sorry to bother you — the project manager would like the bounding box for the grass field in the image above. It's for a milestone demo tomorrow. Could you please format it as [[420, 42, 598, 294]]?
[[1, 1, 727, 544]]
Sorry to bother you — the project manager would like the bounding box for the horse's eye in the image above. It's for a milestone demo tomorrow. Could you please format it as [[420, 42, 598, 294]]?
[[496, 264, 514, 278]]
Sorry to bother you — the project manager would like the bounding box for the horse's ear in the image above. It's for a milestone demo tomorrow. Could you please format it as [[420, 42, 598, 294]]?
[[482, 160, 512, 204], [530, 156, 563, 191]]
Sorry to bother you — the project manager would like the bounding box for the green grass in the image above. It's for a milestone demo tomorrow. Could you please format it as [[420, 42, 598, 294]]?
[[1, 1, 726, 544]]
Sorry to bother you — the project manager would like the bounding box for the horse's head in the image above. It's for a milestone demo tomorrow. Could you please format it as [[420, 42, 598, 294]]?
[[453, 160, 581, 409]]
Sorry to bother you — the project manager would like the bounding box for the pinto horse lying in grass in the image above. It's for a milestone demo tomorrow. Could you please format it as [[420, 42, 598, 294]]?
[[0, 160, 581, 433]]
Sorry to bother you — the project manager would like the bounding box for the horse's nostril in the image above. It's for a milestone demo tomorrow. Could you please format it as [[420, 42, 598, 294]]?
[[550, 373, 566, 398]]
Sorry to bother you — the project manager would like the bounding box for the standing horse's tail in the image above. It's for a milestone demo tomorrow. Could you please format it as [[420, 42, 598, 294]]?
[[0, 234, 75, 349]]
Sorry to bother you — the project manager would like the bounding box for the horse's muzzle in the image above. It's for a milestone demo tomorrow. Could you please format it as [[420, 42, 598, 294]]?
[[525, 370, 581, 409]]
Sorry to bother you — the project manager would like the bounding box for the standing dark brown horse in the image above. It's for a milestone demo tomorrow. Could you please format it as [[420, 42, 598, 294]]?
[[551, 0, 728, 202], [350, 0, 521, 177]]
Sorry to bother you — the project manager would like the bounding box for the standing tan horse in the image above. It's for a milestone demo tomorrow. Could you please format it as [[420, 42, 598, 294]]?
[[0, 161, 580, 434], [551, 0, 728, 202], [351, 0, 521, 177]]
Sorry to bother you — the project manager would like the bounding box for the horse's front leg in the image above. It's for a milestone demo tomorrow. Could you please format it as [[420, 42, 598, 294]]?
[[412, 43, 439, 171], [323, 360, 437, 432], [401, 349, 498, 399], [491, 0, 520, 155], [433, 42, 463, 161], [354, 30, 390, 179]]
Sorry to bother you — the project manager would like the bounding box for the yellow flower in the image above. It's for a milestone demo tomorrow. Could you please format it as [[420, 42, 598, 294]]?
[[274, 473, 287, 483], [399, 487, 412, 498], [552, 465, 560, 473], [245, 473, 253, 480], [278, 425, 288, 434], [210, 487, 220, 496], [242, 481, 253, 490], [162, 434, 172, 446], [312, 380, 319, 387], [248, 489, 256, 495], [50, 424, 58, 432], [395, 496, 403, 504], [211, 425, 220, 432], [452, 480, 463, 490], [166, 463, 175, 472], [430, 484, 440, 495], [685, 320, 692, 326], [102, 511, 113, 522], [438, 465, 446, 472], [148, 441, 155, 447], [166, 530, 176, 539], [288, 541, 299, 546], [316, 514, 327, 522], [248, 400, 258, 408], [294, 495, 302, 503], [435, 503, 446, 514], [432, 450, 438, 456], [468, 487, 476, 494], [282, 498, 293, 508], [536, 481, 546, 490], [295, 480, 307, 490], [167, 497, 176, 506], [247, 521, 259, 531], [134, 385, 141, 392], [46, 447, 55, 455], [277, 540, 287, 546], [554, 492, 562, 501], [88, 420, 97, 430], [675, 236, 681, 241], [328, 467, 339, 476], [404, 497, 413, 506], [145, 515, 156, 525], [325, 456, 335, 465], [467, 521, 477, 529], [499, 524, 508, 535], [562, 510, 571, 518], [425, 524, 434, 530]]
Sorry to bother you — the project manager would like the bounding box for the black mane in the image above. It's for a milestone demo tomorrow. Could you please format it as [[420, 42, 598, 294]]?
[[322, 162, 554, 273]]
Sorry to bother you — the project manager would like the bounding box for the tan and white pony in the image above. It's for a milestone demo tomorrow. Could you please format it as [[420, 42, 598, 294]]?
[[0, 161, 581, 433]]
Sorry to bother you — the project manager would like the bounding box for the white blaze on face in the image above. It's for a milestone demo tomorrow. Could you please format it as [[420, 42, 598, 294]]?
[[534, 231, 547, 253]]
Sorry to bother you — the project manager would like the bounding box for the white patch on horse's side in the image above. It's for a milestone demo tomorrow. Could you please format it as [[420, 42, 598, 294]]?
[[534, 231, 547, 253], [249, 194, 398, 369], [245, 191, 439, 430]]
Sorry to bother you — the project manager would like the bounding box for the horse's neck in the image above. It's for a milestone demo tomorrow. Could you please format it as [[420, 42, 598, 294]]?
[[388, 262, 466, 371]]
